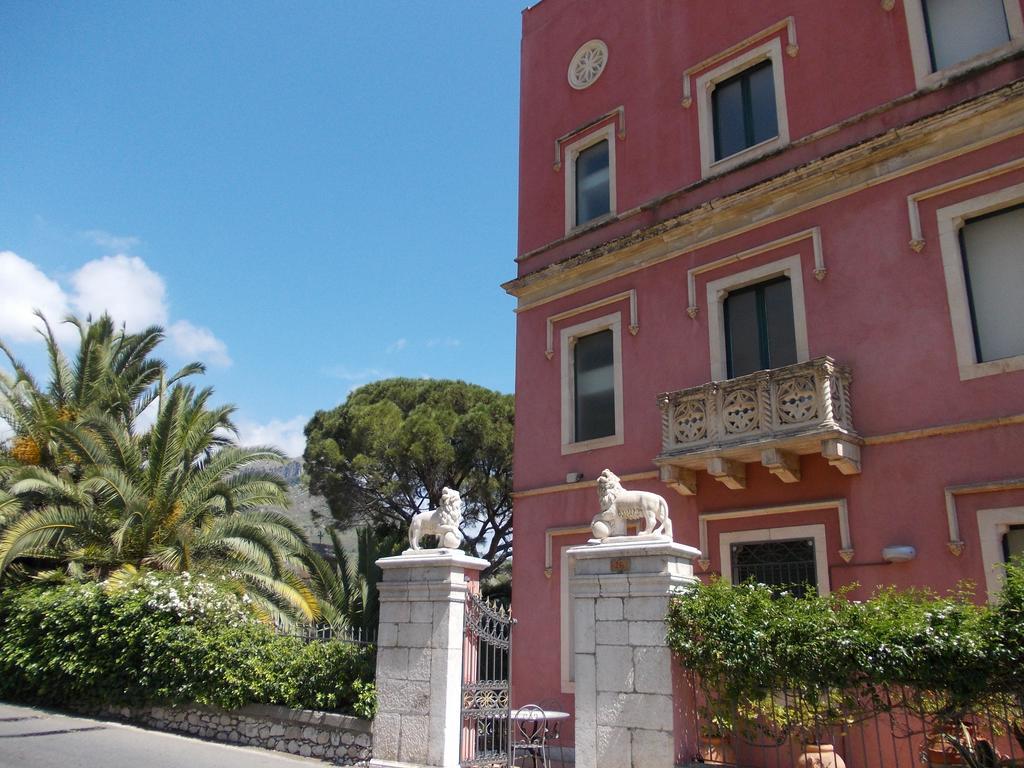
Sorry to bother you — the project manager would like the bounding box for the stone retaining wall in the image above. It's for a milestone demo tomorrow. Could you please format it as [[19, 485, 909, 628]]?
[[99, 703, 372, 764]]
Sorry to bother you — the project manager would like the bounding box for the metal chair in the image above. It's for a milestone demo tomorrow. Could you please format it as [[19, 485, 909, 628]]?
[[512, 704, 551, 768]]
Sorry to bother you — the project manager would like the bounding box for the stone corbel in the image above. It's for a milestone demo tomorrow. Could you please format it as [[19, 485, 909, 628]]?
[[545, 289, 638, 359], [822, 438, 862, 475], [762, 448, 801, 483], [707, 457, 747, 490], [660, 464, 697, 496]]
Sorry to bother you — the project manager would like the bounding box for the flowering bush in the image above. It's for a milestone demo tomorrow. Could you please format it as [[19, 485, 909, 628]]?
[[0, 573, 375, 718]]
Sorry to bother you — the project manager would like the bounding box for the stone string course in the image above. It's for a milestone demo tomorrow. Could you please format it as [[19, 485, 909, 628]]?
[[97, 703, 372, 765]]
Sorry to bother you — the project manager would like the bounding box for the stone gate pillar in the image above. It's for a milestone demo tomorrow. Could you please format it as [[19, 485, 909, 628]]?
[[370, 550, 489, 768], [567, 539, 700, 768]]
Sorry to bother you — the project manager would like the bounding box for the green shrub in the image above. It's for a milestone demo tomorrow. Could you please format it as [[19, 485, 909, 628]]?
[[0, 572, 375, 716], [666, 566, 1024, 728]]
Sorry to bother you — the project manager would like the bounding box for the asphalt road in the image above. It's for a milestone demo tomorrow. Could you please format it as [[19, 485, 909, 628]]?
[[0, 702, 333, 768]]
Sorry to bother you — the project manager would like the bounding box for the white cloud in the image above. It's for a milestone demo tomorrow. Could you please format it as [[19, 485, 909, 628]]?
[[71, 254, 168, 330], [79, 229, 141, 252], [236, 415, 307, 458], [386, 338, 408, 353], [0, 250, 231, 368], [426, 337, 462, 348], [0, 251, 72, 342], [168, 320, 232, 367], [0, 416, 12, 443]]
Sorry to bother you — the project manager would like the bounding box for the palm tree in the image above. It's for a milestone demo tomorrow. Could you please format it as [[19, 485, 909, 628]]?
[[307, 525, 405, 633], [0, 313, 201, 472], [0, 316, 322, 628]]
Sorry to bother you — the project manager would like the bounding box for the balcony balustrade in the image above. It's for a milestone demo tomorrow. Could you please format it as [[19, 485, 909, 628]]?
[[655, 356, 861, 494]]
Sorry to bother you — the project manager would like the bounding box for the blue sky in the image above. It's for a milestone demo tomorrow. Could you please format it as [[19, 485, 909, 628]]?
[[1, 2, 524, 456]]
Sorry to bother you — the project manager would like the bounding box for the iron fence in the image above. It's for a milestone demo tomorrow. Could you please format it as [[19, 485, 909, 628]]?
[[275, 623, 376, 646]]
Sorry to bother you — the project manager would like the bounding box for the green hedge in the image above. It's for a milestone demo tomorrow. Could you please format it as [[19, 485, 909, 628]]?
[[0, 573, 376, 719], [665, 561, 1024, 721]]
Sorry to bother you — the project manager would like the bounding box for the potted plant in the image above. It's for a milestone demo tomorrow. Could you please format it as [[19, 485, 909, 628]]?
[[697, 706, 736, 765]]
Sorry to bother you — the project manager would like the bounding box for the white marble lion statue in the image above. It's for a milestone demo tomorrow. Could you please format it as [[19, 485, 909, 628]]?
[[408, 487, 465, 551], [591, 468, 673, 541]]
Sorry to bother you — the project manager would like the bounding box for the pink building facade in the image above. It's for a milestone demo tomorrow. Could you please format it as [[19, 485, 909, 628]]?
[[504, 0, 1024, 754]]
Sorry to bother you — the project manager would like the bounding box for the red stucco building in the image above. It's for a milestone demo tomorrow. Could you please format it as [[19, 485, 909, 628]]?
[[503, 0, 1024, 754]]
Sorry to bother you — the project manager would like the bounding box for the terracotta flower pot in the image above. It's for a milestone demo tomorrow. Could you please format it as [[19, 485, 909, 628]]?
[[796, 743, 846, 768]]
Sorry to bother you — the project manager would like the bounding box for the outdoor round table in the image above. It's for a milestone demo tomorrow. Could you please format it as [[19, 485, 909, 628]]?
[[510, 708, 571, 756]]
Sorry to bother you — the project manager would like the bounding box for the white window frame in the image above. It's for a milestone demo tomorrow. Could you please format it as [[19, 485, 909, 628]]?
[[696, 37, 790, 179], [564, 122, 617, 235], [559, 312, 624, 454], [720, 523, 830, 597], [705, 254, 810, 381], [977, 506, 1024, 602], [903, 0, 1024, 89], [936, 181, 1024, 380]]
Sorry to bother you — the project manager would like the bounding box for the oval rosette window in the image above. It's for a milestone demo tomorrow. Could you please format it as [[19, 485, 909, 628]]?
[[568, 39, 608, 90]]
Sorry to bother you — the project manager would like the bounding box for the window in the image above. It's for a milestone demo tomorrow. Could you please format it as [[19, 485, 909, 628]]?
[[696, 38, 790, 178], [575, 141, 610, 226], [936, 183, 1024, 379], [560, 312, 624, 453], [706, 254, 809, 381], [977, 507, 1024, 601], [573, 329, 614, 441], [922, 0, 1009, 71], [720, 523, 829, 597], [904, 0, 1024, 87], [563, 123, 617, 233], [1003, 525, 1024, 563], [712, 60, 778, 162], [732, 538, 817, 598], [959, 204, 1024, 363], [724, 276, 798, 378]]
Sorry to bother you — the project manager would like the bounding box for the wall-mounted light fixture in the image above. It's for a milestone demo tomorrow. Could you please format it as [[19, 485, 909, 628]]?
[[882, 545, 916, 563]]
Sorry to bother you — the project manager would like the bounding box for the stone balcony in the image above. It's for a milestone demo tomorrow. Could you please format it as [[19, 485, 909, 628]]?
[[654, 356, 861, 494]]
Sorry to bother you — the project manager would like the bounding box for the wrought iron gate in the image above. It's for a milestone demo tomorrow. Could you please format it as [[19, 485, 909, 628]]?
[[460, 592, 513, 768]]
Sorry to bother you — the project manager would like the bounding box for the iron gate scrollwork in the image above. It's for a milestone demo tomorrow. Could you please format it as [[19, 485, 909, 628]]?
[[460, 591, 513, 768]]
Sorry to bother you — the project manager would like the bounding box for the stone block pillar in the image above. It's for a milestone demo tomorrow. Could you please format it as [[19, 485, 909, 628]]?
[[567, 539, 700, 768], [370, 550, 489, 768]]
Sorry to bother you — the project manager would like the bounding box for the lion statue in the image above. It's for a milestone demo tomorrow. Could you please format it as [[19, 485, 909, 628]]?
[[408, 487, 465, 551], [591, 468, 673, 541]]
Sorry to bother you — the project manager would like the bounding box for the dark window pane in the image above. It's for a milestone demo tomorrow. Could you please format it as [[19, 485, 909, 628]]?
[[725, 276, 796, 377], [724, 287, 761, 378], [763, 277, 797, 368], [574, 329, 615, 442], [924, 0, 1009, 71], [960, 205, 1024, 362], [732, 538, 817, 598], [712, 60, 777, 161], [575, 140, 610, 225], [747, 61, 778, 145], [712, 77, 747, 161], [1004, 525, 1024, 563]]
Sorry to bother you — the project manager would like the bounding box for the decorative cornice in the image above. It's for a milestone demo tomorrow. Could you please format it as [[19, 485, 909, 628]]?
[[545, 289, 638, 359], [504, 81, 1024, 311], [905, 155, 1024, 252], [680, 17, 798, 108]]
